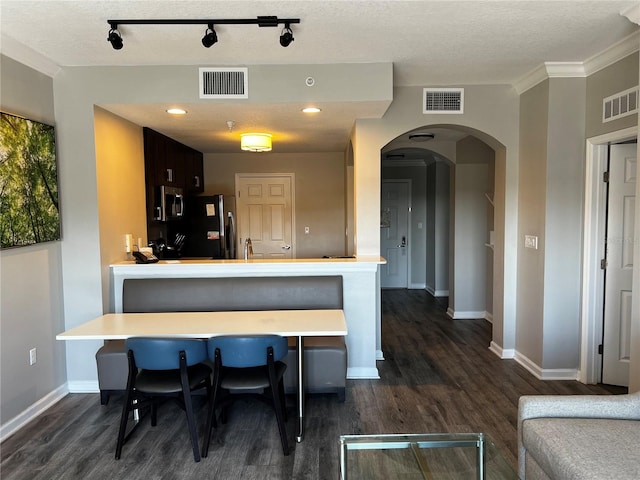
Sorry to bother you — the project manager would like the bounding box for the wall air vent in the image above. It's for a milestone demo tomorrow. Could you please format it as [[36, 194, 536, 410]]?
[[199, 67, 248, 99], [423, 88, 464, 114], [603, 86, 638, 123]]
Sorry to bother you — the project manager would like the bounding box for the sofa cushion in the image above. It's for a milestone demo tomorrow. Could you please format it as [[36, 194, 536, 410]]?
[[522, 418, 640, 480]]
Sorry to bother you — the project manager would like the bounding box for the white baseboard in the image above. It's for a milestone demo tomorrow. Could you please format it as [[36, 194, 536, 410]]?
[[485, 311, 494, 323], [409, 283, 426, 289], [514, 351, 579, 380], [426, 286, 449, 297], [0, 384, 68, 442], [347, 367, 380, 379], [376, 349, 385, 361], [489, 341, 515, 359], [446, 308, 487, 320], [67, 380, 100, 393]]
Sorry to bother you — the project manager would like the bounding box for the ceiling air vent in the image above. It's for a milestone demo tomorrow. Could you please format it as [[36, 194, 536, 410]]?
[[199, 67, 248, 99], [603, 86, 638, 123], [423, 88, 464, 114]]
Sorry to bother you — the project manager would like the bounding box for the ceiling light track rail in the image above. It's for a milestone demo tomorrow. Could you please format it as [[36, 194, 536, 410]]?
[[107, 16, 300, 50], [107, 16, 300, 28]]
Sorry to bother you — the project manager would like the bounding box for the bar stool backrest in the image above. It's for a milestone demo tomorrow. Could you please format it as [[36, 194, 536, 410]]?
[[208, 335, 288, 367], [125, 337, 207, 370]]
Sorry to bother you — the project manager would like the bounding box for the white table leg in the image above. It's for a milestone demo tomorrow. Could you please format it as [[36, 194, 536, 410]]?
[[296, 335, 305, 442]]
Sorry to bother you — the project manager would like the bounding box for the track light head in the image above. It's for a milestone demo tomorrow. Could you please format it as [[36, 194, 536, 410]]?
[[108, 27, 123, 50], [202, 24, 218, 48], [279, 23, 294, 47]]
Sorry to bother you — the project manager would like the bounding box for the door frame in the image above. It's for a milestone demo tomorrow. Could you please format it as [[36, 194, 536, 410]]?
[[380, 179, 412, 289], [234, 173, 297, 259], [580, 126, 637, 384]]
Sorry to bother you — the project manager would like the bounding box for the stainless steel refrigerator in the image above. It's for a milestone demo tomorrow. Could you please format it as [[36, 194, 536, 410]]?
[[182, 194, 236, 259]]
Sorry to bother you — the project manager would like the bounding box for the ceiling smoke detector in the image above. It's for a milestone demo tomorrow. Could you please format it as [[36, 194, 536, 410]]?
[[408, 132, 435, 142]]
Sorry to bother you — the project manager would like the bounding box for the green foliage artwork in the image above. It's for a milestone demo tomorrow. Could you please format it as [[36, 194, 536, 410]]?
[[0, 112, 60, 248]]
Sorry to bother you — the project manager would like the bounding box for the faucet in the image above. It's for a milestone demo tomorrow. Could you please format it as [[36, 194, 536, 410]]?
[[243, 238, 253, 260]]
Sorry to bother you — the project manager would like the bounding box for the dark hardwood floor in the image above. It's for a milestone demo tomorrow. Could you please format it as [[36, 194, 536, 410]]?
[[1, 289, 617, 479]]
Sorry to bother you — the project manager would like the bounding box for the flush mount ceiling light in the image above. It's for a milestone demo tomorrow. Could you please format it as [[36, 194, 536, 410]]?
[[302, 107, 321, 113], [201, 24, 218, 48], [107, 27, 123, 50], [241, 133, 272, 152], [279, 22, 294, 47], [166, 108, 187, 115], [408, 132, 435, 142], [107, 16, 300, 50]]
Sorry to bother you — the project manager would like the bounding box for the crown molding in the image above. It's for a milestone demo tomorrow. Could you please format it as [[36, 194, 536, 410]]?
[[621, 4, 640, 25], [514, 31, 639, 94], [0, 34, 60, 78], [583, 30, 640, 76]]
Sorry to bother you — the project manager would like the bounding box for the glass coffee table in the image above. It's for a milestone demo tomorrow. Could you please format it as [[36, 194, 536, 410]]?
[[339, 433, 518, 479]]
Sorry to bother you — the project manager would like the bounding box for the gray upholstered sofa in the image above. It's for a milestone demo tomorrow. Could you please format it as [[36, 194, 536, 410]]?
[[518, 391, 640, 479], [96, 276, 347, 404]]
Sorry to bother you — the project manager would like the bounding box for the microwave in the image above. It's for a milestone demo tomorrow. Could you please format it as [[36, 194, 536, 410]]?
[[154, 185, 184, 221]]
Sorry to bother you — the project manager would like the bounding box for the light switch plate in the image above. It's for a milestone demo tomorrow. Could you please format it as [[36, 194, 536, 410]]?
[[525, 235, 538, 249]]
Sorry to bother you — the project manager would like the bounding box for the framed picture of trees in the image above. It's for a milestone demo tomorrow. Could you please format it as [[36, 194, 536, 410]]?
[[0, 112, 61, 248]]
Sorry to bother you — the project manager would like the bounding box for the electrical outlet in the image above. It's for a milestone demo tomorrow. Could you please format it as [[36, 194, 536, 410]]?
[[29, 347, 37, 365]]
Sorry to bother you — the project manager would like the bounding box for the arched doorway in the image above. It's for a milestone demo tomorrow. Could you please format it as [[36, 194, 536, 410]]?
[[381, 125, 498, 324]]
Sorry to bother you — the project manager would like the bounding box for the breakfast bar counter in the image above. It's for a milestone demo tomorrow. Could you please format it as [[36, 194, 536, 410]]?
[[110, 256, 385, 379]]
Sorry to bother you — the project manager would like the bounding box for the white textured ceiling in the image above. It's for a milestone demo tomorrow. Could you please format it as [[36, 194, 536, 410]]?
[[2, 1, 638, 154]]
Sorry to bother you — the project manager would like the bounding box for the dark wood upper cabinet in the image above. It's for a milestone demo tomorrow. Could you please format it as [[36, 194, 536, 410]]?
[[143, 127, 204, 193]]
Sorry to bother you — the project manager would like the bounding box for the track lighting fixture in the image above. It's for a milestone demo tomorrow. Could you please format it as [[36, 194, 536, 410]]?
[[279, 23, 294, 47], [107, 27, 123, 50], [106, 16, 300, 50], [202, 24, 218, 48]]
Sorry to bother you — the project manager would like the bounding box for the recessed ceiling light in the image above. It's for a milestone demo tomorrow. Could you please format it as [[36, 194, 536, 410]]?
[[166, 108, 187, 115], [302, 107, 321, 113]]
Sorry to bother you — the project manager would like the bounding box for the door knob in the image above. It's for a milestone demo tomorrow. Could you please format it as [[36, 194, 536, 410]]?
[[282, 244, 292, 250], [397, 236, 406, 248]]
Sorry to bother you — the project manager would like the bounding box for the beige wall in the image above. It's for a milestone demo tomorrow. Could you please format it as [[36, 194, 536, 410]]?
[[94, 107, 147, 311], [203, 152, 345, 258]]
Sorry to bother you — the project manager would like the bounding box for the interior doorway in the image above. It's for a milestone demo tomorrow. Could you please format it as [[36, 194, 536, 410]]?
[[380, 180, 411, 288], [602, 142, 637, 387], [235, 173, 295, 259], [581, 127, 638, 386]]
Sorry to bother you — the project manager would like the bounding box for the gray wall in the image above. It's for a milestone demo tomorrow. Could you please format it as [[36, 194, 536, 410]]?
[[353, 84, 519, 353], [0, 55, 66, 427], [426, 161, 452, 296], [586, 53, 639, 139], [542, 77, 586, 369], [450, 137, 492, 317], [517, 80, 549, 366]]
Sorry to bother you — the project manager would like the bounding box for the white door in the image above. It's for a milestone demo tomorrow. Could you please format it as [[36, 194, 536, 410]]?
[[380, 180, 410, 288], [236, 174, 295, 259], [603, 143, 637, 386]]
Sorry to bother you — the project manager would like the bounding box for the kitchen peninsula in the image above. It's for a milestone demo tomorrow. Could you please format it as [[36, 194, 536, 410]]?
[[110, 256, 385, 379]]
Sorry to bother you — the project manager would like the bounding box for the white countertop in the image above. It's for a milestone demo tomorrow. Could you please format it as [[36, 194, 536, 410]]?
[[110, 255, 386, 275], [112, 255, 385, 267]]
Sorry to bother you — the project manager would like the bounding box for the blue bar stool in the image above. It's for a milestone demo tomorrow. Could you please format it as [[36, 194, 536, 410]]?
[[202, 335, 290, 457], [115, 337, 212, 462]]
